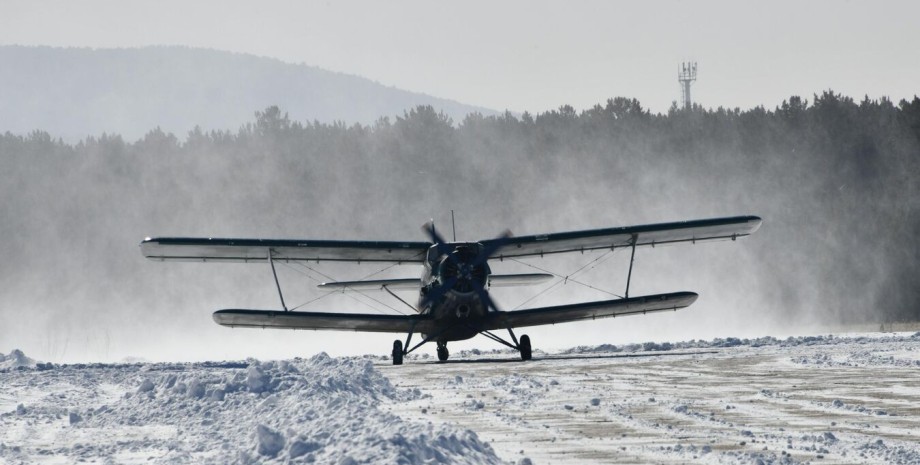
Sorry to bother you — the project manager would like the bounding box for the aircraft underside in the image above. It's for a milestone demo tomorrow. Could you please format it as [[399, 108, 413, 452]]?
[[411, 290, 530, 363], [423, 292, 489, 342]]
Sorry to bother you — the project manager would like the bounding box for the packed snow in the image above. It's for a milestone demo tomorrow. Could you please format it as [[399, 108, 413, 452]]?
[[0, 353, 500, 464], [2, 332, 920, 464], [0, 350, 36, 371]]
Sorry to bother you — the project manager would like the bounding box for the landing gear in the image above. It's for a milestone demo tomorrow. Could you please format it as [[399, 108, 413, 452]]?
[[437, 341, 450, 362], [392, 340, 403, 365], [519, 334, 532, 361]]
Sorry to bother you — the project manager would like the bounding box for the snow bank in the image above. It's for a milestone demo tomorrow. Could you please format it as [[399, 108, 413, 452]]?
[[50, 353, 504, 464], [562, 331, 920, 355], [0, 349, 37, 370]]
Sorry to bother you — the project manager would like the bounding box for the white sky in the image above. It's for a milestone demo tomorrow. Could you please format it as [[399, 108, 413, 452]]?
[[2, 0, 918, 115]]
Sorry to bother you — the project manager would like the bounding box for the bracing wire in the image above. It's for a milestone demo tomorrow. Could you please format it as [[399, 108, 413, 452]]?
[[342, 288, 410, 316], [511, 277, 568, 310], [508, 248, 624, 309], [278, 260, 411, 315], [289, 291, 338, 310], [356, 261, 403, 281]]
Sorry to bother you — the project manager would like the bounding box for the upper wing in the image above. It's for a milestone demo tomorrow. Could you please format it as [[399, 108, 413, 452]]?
[[482, 215, 761, 259], [482, 292, 697, 330], [141, 237, 431, 263], [213, 309, 436, 333]]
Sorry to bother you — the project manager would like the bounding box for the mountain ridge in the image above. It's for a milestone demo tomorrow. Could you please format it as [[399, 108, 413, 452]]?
[[0, 45, 499, 141]]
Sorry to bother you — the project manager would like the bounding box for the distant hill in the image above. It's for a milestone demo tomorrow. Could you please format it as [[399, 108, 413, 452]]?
[[0, 45, 498, 141]]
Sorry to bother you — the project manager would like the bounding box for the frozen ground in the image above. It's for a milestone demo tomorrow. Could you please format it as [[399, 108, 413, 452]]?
[[3, 332, 920, 465]]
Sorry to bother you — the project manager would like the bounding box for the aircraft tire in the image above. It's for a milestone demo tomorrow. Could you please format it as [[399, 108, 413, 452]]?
[[520, 334, 532, 361], [392, 340, 403, 365], [437, 346, 449, 362]]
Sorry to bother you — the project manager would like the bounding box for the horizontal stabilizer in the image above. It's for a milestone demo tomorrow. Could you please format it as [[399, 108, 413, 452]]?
[[483, 291, 698, 330], [317, 278, 421, 291], [488, 273, 553, 287]]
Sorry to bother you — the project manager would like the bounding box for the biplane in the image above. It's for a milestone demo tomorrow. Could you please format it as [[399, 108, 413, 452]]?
[[141, 215, 761, 364]]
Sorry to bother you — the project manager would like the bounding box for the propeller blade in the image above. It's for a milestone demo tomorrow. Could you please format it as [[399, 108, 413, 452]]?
[[472, 279, 501, 313], [422, 220, 448, 245], [473, 229, 513, 266], [422, 221, 458, 263]]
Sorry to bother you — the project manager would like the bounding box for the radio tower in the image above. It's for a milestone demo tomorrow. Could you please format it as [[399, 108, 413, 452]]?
[[678, 62, 698, 110]]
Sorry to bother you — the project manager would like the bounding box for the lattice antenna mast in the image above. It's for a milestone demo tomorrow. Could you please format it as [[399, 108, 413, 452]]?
[[677, 62, 698, 110]]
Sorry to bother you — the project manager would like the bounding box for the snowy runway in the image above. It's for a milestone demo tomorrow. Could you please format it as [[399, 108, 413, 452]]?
[[383, 335, 920, 464], [2, 333, 920, 464]]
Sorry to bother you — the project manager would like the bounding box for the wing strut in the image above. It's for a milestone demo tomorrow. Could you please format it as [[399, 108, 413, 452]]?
[[625, 234, 637, 298], [461, 323, 521, 351], [382, 285, 418, 313], [478, 329, 519, 350], [402, 324, 451, 356], [268, 249, 288, 311]]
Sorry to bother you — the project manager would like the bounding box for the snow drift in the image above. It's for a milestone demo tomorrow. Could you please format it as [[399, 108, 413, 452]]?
[[1, 353, 502, 464], [0, 349, 37, 370]]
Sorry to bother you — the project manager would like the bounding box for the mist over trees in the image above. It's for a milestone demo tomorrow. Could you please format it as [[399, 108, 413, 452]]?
[[1, 91, 918, 360]]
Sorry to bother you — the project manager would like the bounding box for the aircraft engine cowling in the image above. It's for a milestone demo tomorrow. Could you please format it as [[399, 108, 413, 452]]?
[[438, 246, 489, 293]]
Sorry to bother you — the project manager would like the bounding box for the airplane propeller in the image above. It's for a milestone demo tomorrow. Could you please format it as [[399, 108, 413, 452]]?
[[421, 222, 512, 313], [421, 221, 460, 306]]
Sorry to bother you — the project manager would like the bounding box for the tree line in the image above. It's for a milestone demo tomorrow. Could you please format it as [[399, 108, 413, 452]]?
[[1, 91, 918, 326]]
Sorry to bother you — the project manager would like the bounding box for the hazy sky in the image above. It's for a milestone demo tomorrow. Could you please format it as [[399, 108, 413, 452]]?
[[3, 0, 918, 115], [3, 1, 917, 362]]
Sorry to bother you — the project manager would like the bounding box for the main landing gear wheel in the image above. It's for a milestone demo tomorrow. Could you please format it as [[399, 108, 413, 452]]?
[[437, 342, 449, 362], [519, 334, 532, 361], [392, 340, 403, 365]]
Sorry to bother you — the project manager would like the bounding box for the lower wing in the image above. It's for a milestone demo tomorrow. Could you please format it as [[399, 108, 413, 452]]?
[[213, 309, 436, 334], [482, 292, 698, 330], [213, 292, 696, 334]]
